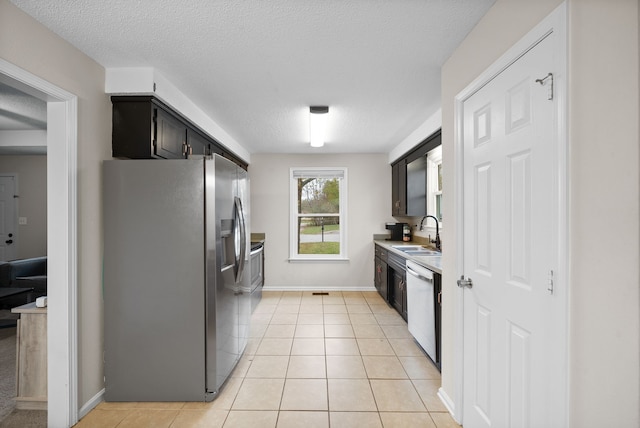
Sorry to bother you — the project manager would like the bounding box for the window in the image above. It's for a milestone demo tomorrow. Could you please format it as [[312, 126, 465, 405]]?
[[290, 167, 347, 260], [427, 146, 443, 222]]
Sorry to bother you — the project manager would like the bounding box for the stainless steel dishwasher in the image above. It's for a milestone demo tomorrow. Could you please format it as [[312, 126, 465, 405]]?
[[406, 260, 436, 363]]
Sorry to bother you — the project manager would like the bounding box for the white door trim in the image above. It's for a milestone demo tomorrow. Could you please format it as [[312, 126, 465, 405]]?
[[451, 3, 568, 426], [0, 58, 79, 427]]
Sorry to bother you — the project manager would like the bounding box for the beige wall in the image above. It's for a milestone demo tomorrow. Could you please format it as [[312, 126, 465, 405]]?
[[0, 0, 112, 410], [250, 153, 391, 289], [568, 0, 639, 425], [0, 155, 46, 259], [441, 0, 639, 426]]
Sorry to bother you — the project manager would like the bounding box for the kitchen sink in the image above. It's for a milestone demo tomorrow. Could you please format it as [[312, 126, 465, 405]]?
[[403, 250, 441, 256], [391, 245, 440, 256]]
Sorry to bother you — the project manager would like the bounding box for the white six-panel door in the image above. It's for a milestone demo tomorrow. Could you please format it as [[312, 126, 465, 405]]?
[[461, 25, 564, 428]]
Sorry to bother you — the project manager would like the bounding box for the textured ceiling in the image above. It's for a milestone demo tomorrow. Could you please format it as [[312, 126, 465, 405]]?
[[9, 0, 495, 154], [0, 82, 46, 130]]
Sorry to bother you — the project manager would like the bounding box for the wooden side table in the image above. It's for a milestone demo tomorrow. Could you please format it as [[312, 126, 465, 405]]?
[[11, 302, 47, 410]]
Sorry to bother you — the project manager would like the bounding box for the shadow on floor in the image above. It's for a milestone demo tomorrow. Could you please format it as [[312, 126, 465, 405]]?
[[0, 409, 46, 428], [0, 317, 17, 422]]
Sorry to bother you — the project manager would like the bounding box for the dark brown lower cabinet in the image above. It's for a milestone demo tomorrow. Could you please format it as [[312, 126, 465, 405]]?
[[387, 252, 407, 321], [374, 244, 442, 366], [390, 269, 406, 319], [434, 272, 442, 369], [374, 245, 388, 301]]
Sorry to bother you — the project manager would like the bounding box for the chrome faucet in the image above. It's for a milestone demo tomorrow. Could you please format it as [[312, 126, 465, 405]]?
[[420, 215, 441, 251]]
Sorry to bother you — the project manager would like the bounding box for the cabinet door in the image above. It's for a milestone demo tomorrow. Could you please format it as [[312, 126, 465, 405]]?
[[406, 155, 427, 216], [402, 274, 408, 320], [390, 269, 405, 317], [391, 160, 407, 216], [154, 107, 187, 159], [187, 128, 211, 157], [374, 257, 388, 301]]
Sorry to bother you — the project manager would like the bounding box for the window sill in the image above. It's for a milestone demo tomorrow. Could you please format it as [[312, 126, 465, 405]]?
[[288, 257, 350, 263]]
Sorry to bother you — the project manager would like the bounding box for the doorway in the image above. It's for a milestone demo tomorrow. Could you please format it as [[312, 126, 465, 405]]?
[[454, 5, 568, 427], [0, 58, 78, 427]]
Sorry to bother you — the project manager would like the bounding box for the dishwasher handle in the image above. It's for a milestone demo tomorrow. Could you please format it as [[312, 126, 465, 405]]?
[[406, 266, 433, 283]]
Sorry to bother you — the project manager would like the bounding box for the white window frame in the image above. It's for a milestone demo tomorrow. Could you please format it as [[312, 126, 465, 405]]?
[[427, 146, 443, 224], [289, 167, 348, 261]]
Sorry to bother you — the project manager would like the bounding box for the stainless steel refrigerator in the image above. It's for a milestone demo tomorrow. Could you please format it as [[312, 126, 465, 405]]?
[[103, 155, 250, 401]]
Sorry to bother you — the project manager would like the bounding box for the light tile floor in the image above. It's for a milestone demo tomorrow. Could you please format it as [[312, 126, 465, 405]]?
[[74, 291, 460, 428]]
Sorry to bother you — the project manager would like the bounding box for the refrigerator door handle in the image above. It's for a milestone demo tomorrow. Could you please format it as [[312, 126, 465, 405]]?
[[234, 196, 247, 283]]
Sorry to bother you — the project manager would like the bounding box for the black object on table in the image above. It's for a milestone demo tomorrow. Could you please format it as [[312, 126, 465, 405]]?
[[0, 287, 34, 328]]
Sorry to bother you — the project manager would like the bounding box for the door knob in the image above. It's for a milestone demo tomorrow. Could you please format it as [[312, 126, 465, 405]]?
[[457, 275, 473, 288], [5, 240, 13, 244]]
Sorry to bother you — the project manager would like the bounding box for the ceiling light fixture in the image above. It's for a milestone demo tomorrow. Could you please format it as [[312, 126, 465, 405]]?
[[309, 106, 329, 148]]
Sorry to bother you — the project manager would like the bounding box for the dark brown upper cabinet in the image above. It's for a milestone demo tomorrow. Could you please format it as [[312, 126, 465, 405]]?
[[391, 159, 407, 216], [406, 154, 427, 216], [111, 96, 247, 170], [390, 129, 441, 217], [154, 105, 187, 159]]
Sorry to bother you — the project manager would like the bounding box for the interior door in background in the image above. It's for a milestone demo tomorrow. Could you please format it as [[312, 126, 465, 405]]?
[[0, 175, 17, 261], [461, 29, 564, 428]]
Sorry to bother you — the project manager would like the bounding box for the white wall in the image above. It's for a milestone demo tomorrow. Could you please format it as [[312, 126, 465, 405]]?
[[0, 130, 46, 151], [441, 0, 639, 426], [0, 0, 112, 411], [250, 153, 391, 290], [388, 109, 442, 163], [0, 155, 46, 259]]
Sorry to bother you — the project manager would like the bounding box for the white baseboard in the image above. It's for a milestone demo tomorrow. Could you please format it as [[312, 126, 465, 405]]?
[[262, 285, 377, 292], [437, 387, 461, 424], [78, 388, 104, 419]]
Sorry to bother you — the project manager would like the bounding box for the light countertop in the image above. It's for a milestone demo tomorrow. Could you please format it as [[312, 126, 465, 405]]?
[[374, 240, 442, 274]]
